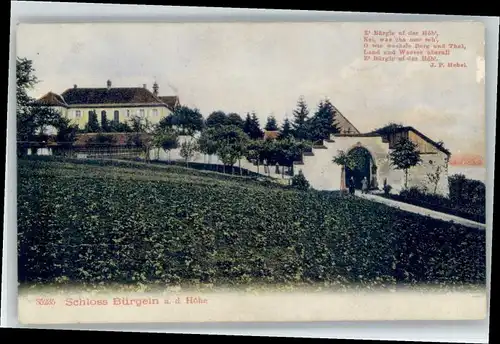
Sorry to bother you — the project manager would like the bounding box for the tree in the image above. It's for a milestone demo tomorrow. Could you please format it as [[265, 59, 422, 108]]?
[[16, 57, 62, 154], [306, 99, 340, 143], [129, 114, 156, 163], [85, 133, 117, 146], [101, 112, 111, 132], [53, 116, 79, 154], [16, 57, 38, 119], [18, 106, 61, 140], [278, 118, 293, 140], [260, 139, 279, 176], [109, 120, 133, 133], [264, 115, 279, 131], [248, 112, 264, 140], [209, 125, 250, 174], [427, 165, 443, 194], [291, 96, 310, 140], [158, 114, 175, 130], [154, 128, 179, 163], [179, 139, 199, 168], [273, 137, 305, 179], [206, 111, 228, 128], [197, 127, 219, 167], [227, 113, 244, 129], [172, 106, 204, 135], [243, 113, 253, 137], [245, 140, 264, 174], [389, 137, 422, 189], [291, 170, 310, 191], [372, 122, 405, 135], [332, 150, 361, 193], [84, 110, 101, 133]]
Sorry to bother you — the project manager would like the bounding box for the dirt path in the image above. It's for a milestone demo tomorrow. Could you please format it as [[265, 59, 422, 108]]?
[[356, 191, 486, 230]]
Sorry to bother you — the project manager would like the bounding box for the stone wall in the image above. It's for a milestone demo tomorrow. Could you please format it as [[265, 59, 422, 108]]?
[[299, 136, 391, 191], [151, 135, 277, 176], [295, 135, 450, 196], [405, 151, 450, 196]]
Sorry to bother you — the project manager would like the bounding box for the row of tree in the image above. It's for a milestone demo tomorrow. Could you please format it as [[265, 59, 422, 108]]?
[[82, 96, 342, 145], [133, 116, 312, 176]]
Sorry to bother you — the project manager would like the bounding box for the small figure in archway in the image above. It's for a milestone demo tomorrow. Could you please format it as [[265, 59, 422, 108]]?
[[348, 176, 356, 195], [361, 176, 369, 194]]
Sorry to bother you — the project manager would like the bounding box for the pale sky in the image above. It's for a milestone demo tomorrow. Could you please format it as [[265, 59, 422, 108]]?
[[16, 22, 485, 157]]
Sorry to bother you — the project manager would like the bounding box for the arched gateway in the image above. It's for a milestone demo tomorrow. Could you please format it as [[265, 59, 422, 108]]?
[[344, 146, 378, 190]]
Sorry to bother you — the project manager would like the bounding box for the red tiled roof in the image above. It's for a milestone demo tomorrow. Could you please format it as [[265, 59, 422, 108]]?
[[74, 133, 147, 146], [159, 96, 179, 110], [264, 130, 280, 140], [32, 92, 68, 107]]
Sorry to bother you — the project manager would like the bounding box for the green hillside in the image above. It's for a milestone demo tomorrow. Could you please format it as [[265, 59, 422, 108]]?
[[17, 157, 486, 291]]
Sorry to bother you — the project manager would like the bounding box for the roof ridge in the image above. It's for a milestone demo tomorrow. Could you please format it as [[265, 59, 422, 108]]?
[[56, 86, 173, 107]]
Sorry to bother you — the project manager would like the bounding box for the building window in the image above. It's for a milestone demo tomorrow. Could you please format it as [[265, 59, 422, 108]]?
[[139, 109, 145, 117], [75, 110, 81, 118], [101, 110, 107, 123], [152, 109, 158, 116], [114, 110, 120, 122]]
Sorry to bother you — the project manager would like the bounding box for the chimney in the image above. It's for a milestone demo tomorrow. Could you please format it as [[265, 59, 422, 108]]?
[[73, 84, 77, 89], [107, 80, 112, 89], [143, 84, 147, 89], [152, 82, 159, 96]]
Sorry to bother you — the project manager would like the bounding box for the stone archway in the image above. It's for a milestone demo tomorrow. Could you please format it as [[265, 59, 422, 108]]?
[[344, 145, 377, 190]]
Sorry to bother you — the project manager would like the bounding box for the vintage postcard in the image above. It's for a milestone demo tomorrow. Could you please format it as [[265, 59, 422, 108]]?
[[15, 21, 489, 324]]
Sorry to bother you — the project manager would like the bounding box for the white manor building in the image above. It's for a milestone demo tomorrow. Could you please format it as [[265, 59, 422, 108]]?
[[32, 80, 179, 129]]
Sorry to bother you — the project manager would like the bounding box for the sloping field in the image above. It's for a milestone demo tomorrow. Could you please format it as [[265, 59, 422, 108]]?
[[17, 157, 486, 290]]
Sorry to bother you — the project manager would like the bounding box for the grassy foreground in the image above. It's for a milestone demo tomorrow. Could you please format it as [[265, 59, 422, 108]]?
[[18, 157, 486, 290]]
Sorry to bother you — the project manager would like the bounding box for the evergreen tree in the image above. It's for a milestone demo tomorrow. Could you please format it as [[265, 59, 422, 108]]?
[[243, 113, 253, 137], [291, 96, 310, 140], [85, 110, 100, 133], [291, 170, 310, 191], [249, 112, 264, 139], [264, 115, 279, 131], [307, 98, 340, 143], [278, 118, 293, 140], [101, 112, 111, 132]]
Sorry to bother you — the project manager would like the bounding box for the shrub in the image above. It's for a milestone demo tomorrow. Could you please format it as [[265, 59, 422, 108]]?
[[392, 183, 485, 223], [85, 133, 117, 146], [291, 170, 310, 191], [449, 174, 486, 206], [383, 179, 392, 195]]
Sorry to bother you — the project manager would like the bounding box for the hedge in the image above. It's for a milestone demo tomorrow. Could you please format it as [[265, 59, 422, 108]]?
[[381, 178, 486, 224], [18, 158, 486, 289]]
